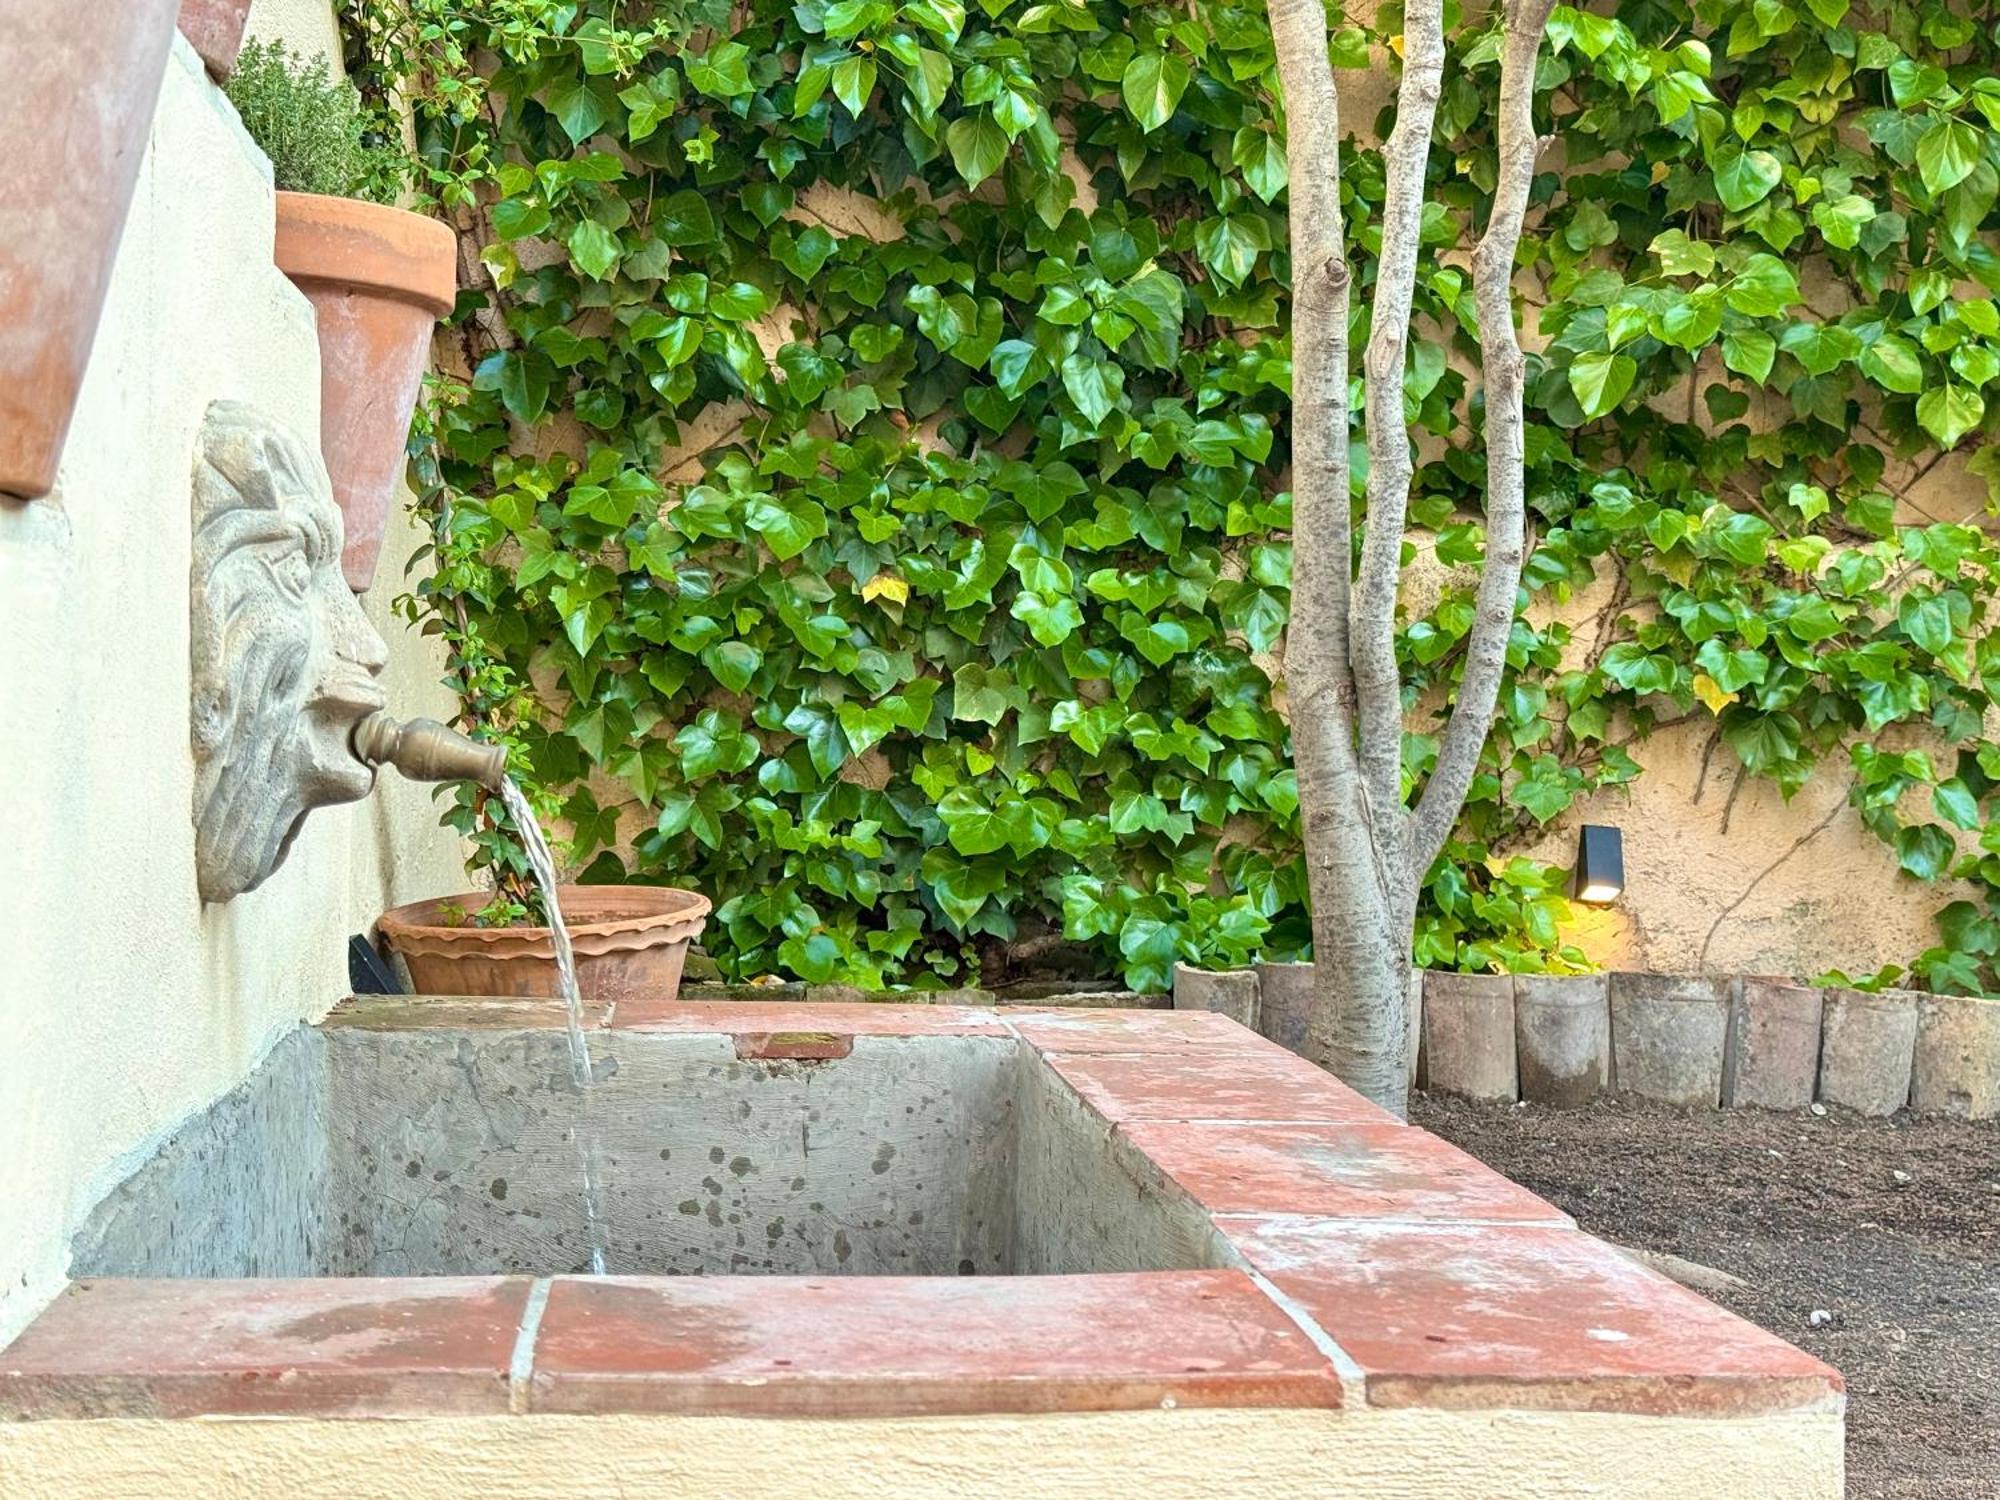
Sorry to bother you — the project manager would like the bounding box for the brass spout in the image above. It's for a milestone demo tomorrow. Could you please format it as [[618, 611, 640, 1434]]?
[[352, 712, 507, 791]]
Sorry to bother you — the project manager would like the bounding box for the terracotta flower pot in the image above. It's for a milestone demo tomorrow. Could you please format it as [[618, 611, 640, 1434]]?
[[0, 0, 179, 500], [273, 191, 456, 591], [177, 0, 254, 80], [377, 885, 712, 1006]]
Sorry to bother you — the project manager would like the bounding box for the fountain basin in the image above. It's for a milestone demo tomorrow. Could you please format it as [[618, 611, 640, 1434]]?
[[0, 1001, 1843, 1496]]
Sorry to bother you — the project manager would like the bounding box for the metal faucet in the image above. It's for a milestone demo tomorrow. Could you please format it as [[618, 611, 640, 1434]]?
[[351, 711, 508, 791]]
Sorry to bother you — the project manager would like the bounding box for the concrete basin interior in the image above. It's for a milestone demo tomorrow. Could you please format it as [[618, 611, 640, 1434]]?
[[71, 1009, 1211, 1281]]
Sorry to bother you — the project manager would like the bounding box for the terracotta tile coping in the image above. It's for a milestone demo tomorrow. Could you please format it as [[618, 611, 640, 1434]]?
[[3, 1003, 1842, 1423], [0, 1272, 1335, 1422]]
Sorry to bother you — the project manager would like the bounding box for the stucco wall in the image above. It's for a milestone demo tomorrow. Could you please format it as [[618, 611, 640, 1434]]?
[[0, 1408, 1844, 1499], [0, 24, 465, 1346]]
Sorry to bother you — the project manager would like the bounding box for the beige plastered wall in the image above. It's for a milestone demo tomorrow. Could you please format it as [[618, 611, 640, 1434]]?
[[0, 1406, 1843, 1500], [0, 13, 464, 1347]]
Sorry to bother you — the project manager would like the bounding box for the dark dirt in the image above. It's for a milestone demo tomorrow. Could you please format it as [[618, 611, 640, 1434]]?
[[1412, 1094, 2000, 1499]]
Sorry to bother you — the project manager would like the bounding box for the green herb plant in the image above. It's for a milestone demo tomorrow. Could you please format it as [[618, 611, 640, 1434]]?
[[227, 38, 407, 203]]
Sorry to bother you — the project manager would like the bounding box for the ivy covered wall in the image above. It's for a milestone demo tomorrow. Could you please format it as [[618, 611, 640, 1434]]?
[[347, 0, 2000, 995]]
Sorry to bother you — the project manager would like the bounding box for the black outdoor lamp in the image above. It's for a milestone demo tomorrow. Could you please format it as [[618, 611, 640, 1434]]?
[[1573, 824, 1625, 905]]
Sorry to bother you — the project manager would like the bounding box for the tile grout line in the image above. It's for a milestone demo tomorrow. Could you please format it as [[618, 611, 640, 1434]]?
[[1242, 1266, 1371, 1405], [508, 1277, 554, 1414]]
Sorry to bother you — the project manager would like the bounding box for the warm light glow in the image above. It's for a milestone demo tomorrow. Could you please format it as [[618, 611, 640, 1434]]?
[[1577, 881, 1622, 904]]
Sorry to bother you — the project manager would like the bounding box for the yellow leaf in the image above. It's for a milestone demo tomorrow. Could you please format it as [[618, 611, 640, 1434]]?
[[861, 571, 909, 605], [1388, 33, 1405, 58], [1651, 161, 1669, 186], [1692, 672, 1738, 715], [1656, 549, 1696, 587]]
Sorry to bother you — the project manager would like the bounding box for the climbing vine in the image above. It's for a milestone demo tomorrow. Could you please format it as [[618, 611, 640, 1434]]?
[[346, 0, 2000, 996]]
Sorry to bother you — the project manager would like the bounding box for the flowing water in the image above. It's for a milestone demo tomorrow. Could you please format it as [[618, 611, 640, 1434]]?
[[499, 775, 610, 1276]]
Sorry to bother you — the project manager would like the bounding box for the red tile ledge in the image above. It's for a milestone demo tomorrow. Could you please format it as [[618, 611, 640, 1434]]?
[[1005, 1006, 1264, 1054], [1039, 1047, 1399, 1126], [528, 1270, 1342, 1417], [0, 1278, 530, 1419], [1219, 1218, 1843, 1417], [1121, 1119, 1571, 1225]]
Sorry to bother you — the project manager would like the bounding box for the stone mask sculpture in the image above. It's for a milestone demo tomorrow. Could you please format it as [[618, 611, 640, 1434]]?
[[190, 401, 389, 903]]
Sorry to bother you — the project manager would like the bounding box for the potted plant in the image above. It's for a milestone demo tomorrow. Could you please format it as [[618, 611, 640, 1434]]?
[[376, 779, 710, 1005], [178, 0, 254, 79], [1, 2, 179, 501], [226, 40, 456, 592]]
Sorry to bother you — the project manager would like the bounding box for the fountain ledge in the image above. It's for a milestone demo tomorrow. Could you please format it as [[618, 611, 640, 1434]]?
[[0, 1002, 1843, 1497]]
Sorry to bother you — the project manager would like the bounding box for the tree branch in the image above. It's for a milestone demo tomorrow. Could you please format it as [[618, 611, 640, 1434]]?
[[1351, 0, 1446, 826], [1410, 0, 1555, 877], [1268, 0, 1356, 735]]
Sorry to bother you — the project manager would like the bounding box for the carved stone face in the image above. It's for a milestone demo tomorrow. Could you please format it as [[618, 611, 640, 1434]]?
[[190, 401, 389, 903]]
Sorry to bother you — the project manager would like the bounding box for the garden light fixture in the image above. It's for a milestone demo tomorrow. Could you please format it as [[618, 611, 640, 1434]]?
[[1573, 824, 1625, 905]]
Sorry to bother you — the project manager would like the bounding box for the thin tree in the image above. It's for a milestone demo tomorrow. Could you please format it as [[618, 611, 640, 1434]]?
[[1268, 0, 1556, 1113]]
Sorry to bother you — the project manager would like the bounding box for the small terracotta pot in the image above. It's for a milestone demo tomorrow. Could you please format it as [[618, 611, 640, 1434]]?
[[273, 192, 456, 591], [377, 886, 712, 1006], [0, 0, 179, 500], [177, 0, 253, 79]]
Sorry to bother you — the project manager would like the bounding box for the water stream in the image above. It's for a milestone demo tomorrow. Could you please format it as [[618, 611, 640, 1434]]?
[[499, 775, 610, 1276]]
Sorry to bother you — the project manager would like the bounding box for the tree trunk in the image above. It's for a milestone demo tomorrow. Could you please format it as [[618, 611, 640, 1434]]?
[[1272, 0, 1553, 1116]]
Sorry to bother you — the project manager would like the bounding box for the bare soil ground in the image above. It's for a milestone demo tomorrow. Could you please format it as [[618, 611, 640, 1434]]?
[[1413, 1094, 2000, 1500]]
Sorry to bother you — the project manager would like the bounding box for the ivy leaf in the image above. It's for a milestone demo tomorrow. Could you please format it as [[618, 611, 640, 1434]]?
[[1713, 146, 1783, 211], [567, 219, 621, 279], [1811, 193, 1875, 249], [1723, 711, 1801, 774], [1568, 351, 1637, 419], [745, 496, 828, 560], [945, 113, 1008, 187], [1061, 353, 1124, 426], [1011, 589, 1083, 646], [1896, 823, 1956, 881], [1120, 612, 1192, 666], [1860, 334, 1925, 394], [937, 787, 1008, 855], [1934, 778, 1982, 831], [490, 198, 549, 240], [657, 190, 718, 246], [1724, 254, 1799, 316], [1193, 214, 1270, 287], [1120, 51, 1190, 132], [1511, 757, 1576, 823], [711, 282, 773, 321], [474, 349, 552, 422], [831, 54, 877, 117], [1778, 322, 1860, 377], [685, 40, 753, 99], [1650, 228, 1715, 277], [701, 641, 763, 694], [1917, 117, 1983, 195], [952, 663, 1017, 724], [1231, 127, 1287, 202], [1704, 508, 1774, 566], [1916, 384, 1984, 448], [545, 76, 609, 143], [1722, 329, 1776, 383], [1899, 593, 1957, 655]]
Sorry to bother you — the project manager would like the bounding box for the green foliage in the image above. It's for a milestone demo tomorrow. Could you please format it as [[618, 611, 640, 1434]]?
[[226, 39, 405, 203], [352, 0, 2000, 997]]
